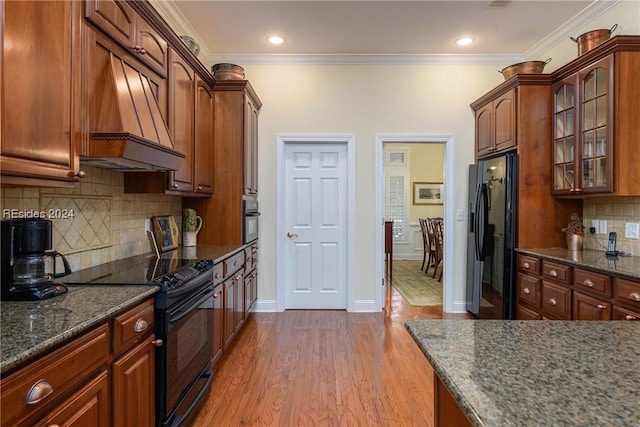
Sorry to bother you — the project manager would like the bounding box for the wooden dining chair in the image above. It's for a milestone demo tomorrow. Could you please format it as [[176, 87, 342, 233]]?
[[427, 217, 444, 281], [418, 218, 433, 272]]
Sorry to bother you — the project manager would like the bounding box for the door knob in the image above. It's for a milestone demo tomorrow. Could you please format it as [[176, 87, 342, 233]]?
[[287, 232, 298, 238]]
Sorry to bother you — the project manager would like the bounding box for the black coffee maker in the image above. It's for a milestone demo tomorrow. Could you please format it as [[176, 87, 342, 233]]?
[[1, 219, 71, 301]]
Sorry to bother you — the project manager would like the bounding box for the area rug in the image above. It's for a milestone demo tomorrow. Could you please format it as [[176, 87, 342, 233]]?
[[392, 260, 443, 306]]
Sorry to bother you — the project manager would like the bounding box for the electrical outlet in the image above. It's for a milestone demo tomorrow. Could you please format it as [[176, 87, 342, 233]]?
[[456, 209, 464, 221], [591, 220, 599, 234], [625, 222, 640, 239], [599, 220, 607, 235]]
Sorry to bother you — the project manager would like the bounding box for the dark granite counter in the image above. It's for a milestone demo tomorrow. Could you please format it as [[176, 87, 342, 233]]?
[[405, 319, 640, 427], [1, 244, 246, 374], [517, 247, 640, 280], [1, 285, 158, 373]]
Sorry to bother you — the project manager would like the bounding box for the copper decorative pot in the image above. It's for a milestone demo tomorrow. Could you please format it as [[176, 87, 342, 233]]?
[[499, 58, 551, 80], [571, 24, 617, 56]]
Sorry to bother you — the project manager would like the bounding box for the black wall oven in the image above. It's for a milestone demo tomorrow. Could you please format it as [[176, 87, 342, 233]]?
[[153, 260, 214, 427], [243, 195, 259, 243]]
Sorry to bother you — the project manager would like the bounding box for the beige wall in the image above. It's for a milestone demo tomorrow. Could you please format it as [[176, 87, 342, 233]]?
[[408, 143, 445, 223], [0, 166, 182, 272]]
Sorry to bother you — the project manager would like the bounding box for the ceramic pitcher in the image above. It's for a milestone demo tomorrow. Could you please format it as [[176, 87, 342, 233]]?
[[182, 208, 203, 247]]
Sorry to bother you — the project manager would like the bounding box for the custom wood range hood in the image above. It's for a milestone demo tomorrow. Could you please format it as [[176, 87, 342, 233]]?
[[81, 53, 185, 172]]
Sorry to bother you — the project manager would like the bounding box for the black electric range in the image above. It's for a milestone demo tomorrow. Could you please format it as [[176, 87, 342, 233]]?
[[63, 251, 215, 427]]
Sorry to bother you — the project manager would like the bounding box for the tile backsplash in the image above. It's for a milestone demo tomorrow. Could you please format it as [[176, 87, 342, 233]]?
[[1, 166, 182, 272], [583, 197, 640, 256]]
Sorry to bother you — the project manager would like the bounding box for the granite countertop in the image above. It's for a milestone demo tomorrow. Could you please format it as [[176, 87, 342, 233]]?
[[1, 244, 246, 375], [405, 319, 640, 427], [1, 285, 158, 373], [517, 247, 640, 280]]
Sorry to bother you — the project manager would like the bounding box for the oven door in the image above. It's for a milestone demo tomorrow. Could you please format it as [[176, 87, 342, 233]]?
[[244, 212, 259, 243], [160, 284, 214, 426]]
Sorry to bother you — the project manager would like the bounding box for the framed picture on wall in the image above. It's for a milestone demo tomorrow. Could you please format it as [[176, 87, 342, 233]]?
[[413, 182, 443, 205]]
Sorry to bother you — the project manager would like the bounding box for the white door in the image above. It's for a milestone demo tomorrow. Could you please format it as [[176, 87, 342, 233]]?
[[284, 143, 348, 309]]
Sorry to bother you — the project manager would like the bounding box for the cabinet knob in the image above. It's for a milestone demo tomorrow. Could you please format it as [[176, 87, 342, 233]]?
[[171, 184, 179, 189], [213, 293, 220, 299], [132, 45, 147, 55], [625, 315, 637, 321], [597, 304, 607, 310], [629, 292, 640, 302], [196, 186, 202, 191], [233, 274, 242, 281], [152, 338, 163, 347], [134, 318, 149, 333], [523, 262, 530, 269], [583, 279, 595, 287], [548, 297, 557, 306], [523, 287, 531, 294], [215, 273, 223, 279], [68, 170, 86, 179], [25, 380, 54, 405], [549, 269, 558, 277]]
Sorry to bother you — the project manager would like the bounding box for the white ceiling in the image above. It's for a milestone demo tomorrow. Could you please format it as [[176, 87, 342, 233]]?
[[156, 0, 614, 64]]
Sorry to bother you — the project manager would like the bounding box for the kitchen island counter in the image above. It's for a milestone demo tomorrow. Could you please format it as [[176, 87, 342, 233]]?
[[405, 319, 640, 427]]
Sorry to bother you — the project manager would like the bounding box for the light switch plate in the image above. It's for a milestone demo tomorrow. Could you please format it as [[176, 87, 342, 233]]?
[[591, 220, 599, 234], [456, 209, 464, 221], [599, 220, 607, 235]]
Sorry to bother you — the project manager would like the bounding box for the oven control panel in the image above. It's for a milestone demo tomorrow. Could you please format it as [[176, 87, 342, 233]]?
[[153, 259, 213, 291]]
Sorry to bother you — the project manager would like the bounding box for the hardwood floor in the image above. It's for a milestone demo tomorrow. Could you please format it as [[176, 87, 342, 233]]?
[[192, 286, 472, 426]]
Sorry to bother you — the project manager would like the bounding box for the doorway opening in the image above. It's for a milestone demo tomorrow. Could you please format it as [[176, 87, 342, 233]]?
[[375, 135, 455, 312]]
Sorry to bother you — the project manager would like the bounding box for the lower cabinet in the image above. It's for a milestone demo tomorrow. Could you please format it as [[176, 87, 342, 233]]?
[[0, 298, 156, 426], [516, 253, 639, 321], [212, 282, 224, 365]]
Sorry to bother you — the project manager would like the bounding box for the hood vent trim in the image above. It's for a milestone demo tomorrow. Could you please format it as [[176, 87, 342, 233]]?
[[86, 53, 185, 171]]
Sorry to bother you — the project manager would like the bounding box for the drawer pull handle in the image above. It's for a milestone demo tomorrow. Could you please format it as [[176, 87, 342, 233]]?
[[597, 304, 607, 310], [630, 292, 640, 302], [215, 273, 223, 279], [26, 380, 54, 405], [549, 269, 558, 277], [625, 315, 637, 321], [233, 275, 242, 281], [523, 287, 531, 294], [134, 319, 149, 333], [584, 279, 595, 287], [549, 297, 557, 306], [523, 262, 530, 269]]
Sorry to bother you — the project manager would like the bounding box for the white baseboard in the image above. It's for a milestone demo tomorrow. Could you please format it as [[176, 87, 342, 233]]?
[[252, 300, 279, 312]]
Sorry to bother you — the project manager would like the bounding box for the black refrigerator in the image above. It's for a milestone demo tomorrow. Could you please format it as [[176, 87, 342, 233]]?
[[466, 152, 517, 319]]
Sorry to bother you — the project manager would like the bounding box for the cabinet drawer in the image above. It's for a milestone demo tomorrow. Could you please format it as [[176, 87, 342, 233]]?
[[613, 277, 640, 309], [517, 304, 542, 320], [517, 255, 540, 275], [1, 324, 109, 426], [573, 268, 611, 297], [542, 261, 571, 284], [112, 299, 154, 356], [573, 292, 611, 320], [541, 281, 571, 319], [224, 251, 245, 277], [245, 247, 253, 271], [213, 262, 225, 284], [612, 305, 640, 321], [517, 273, 541, 308]]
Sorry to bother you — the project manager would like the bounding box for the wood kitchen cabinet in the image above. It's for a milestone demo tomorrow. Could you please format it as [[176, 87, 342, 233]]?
[[0, 298, 157, 426], [474, 89, 515, 158], [516, 252, 640, 321], [84, 0, 168, 77], [472, 76, 582, 248], [186, 80, 262, 245], [1, 0, 85, 187], [551, 36, 640, 196], [212, 281, 224, 365]]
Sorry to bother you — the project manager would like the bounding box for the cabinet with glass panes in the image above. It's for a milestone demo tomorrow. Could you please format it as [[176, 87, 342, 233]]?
[[552, 55, 613, 195]]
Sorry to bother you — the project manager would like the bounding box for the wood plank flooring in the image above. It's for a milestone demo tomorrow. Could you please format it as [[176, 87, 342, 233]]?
[[192, 286, 472, 426]]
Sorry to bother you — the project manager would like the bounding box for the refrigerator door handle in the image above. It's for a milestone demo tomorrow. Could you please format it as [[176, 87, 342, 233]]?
[[475, 183, 489, 261]]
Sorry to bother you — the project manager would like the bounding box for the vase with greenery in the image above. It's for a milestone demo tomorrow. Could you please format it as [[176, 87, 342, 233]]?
[[563, 212, 584, 251]]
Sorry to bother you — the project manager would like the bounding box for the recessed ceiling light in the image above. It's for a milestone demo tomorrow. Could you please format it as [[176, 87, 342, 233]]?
[[455, 37, 475, 47], [267, 35, 285, 45]]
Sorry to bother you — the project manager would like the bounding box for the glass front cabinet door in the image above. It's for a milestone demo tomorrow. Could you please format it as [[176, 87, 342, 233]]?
[[552, 55, 613, 196]]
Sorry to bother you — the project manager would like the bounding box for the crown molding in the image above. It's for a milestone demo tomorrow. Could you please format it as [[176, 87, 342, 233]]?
[[206, 53, 526, 66], [525, 0, 621, 59], [147, 0, 214, 69]]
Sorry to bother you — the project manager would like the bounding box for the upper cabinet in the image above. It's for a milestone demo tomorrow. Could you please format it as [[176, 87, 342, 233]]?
[[474, 89, 516, 158], [244, 95, 259, 196], [84, 0, 168, 77], [551, 36, 640, 197], [1, 1, 85, 187]]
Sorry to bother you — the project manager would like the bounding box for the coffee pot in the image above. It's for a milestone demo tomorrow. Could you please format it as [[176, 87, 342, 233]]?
[[1, 219, 71, 300]]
